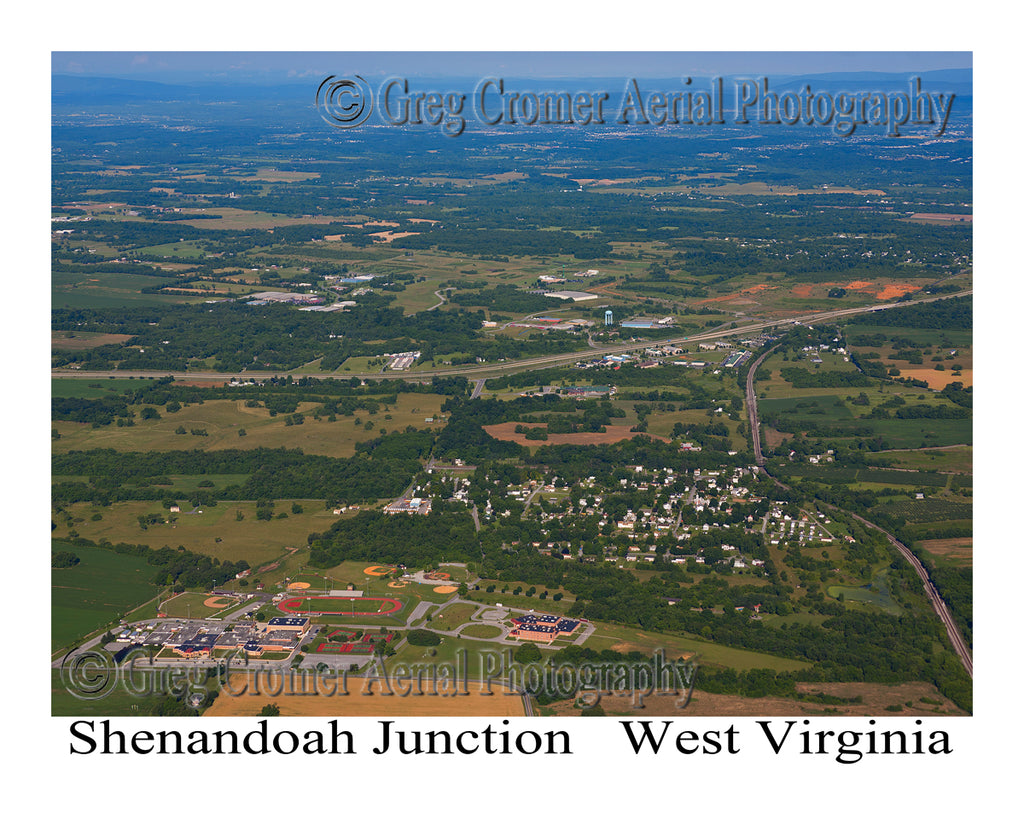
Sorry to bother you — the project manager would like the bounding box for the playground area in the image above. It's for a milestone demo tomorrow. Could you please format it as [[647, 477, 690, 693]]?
[[314, 629, 396, 655]]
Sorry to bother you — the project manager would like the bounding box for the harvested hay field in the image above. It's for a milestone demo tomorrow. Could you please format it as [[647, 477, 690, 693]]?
[[52, 331, 133, 350], [548, 681, 965, 717], [484, 422, 670, 447], [918, 537, 972, 565], [168, 379, 229, 388], [898, 368, 973, 389], [762, 427, 792, 448], [203, 674, 527, 716]]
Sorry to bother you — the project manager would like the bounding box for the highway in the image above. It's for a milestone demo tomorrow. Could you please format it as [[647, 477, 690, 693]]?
[[53, 290, 974, 677], [51, 291, 971, 384], [742, 333, 973, 679], [745, 344, 778, 467]]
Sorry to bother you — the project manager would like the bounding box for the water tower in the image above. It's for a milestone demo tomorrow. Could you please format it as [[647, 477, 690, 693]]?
[[604, 310, 613, 326]]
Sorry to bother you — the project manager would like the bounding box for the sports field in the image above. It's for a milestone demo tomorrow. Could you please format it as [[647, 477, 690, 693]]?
[[278, 596, 403, 615], [203, 674, 527, 716]]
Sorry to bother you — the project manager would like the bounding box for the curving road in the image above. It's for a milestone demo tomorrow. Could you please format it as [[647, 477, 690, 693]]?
[[743, 336, 973, 678]]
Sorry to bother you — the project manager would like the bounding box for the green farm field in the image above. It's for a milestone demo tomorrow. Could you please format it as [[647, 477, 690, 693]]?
[[51, 331, 134, 351], [53, 500, 339, 567], [832, 418, 970, 448], [759, 395, 856, 419], [51, 377, 159, 399], [51, 542, 159, 651], [135, 240, 208, 257], [52, 268, 198, 309], [865, 446, 972, 474], [847, 325, 972, 347], [51, 669, 174, 717], [915, 538, 973, 569], [51, 393, 446, 458], [873, 498, 972, 524], [578, 621, 811, 673]]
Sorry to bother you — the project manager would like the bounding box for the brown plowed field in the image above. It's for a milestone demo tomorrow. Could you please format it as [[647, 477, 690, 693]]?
[[898, 368, 973, 389], [918, 538, 972, 565]]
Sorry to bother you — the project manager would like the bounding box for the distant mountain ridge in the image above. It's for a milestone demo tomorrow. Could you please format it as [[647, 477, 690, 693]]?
[[52, 67, 972, 105]]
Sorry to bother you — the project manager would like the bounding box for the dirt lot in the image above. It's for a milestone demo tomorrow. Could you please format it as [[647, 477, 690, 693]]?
[[762, 427, 792, 449], [549, 681, 966, 717], [844, 280, 921, 301], [484, 422, 670, 447], [204, 674, 527, 717], [693, 283, 777, 305]]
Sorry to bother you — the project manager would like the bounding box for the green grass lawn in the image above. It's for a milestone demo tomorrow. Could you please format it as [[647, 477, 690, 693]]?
[[280, 595, 408, 615], [430, 602, 480, 631], [386, 632, 555, 681], [470, 584, 576, 612], [579, 621, 811, 672], [460, 624, 504, 639]]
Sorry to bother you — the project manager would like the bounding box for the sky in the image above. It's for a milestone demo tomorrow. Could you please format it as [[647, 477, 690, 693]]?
[[51, 51, 973, 84]]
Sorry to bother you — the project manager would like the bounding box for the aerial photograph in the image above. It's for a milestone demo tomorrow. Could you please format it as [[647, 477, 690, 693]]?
[[50, 51, 973, 721]]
